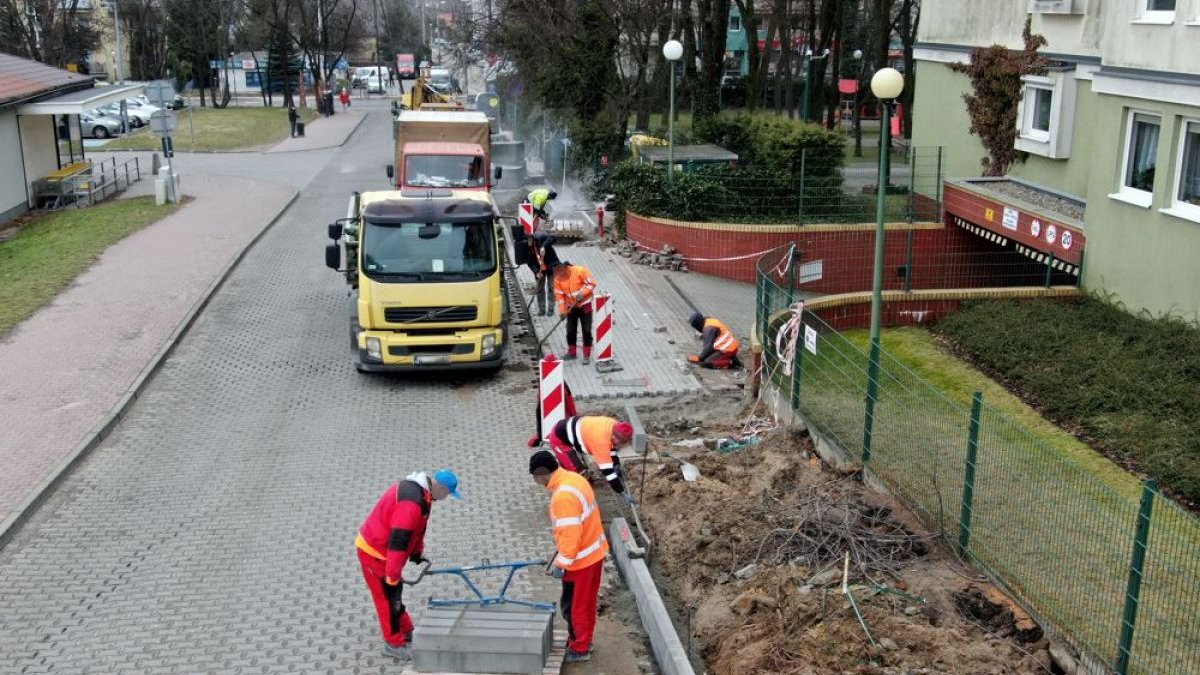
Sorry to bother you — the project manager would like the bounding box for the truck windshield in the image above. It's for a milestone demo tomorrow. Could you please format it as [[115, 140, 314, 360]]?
[[361, 220, 496, 281], [405, 155, 485, 188]]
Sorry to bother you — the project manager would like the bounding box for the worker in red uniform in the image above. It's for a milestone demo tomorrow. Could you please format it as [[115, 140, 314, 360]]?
[[355, 469, 462, 660], [529, 450, 608, 663], [553, 262, 597, 363], [548, 415, 635, 503], [687, 311, 741, 369]]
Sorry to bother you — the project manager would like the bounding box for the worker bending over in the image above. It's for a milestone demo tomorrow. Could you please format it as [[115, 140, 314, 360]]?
[[553, 262, 597, 363], [687, 311, 741, 369], [548, 415, 635, 503], [528, 187, 558, 222], [526, 231, 561, 316], [355, 469, 462, 661], [529, 450, 607, 663]]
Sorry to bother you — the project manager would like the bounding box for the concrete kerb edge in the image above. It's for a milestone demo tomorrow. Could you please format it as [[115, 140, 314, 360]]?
[[266, 113, 368, 154], [609, 517, 696, 675], [0, 189, 301, 551]]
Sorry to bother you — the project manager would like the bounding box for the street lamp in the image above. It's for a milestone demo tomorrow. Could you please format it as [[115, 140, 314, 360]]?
[[861, 66, 904, 466], [852, 49, 864, 157], [663, 39, 683, 185], [801, 48, 829, 122]]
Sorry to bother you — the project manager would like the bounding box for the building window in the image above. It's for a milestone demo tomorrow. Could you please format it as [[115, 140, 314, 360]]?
[[1136, 0, 1176, 23], [1115, 111, 1161, 207], [729, 15, 741, 32], [1164, 120, 1200, 221], [1021, 86, 1053, 141], [1016, 73, 1076, 158]]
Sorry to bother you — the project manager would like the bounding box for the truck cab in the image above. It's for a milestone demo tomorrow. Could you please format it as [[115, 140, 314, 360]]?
[[325, 190, 522, 372], [388, 111, 499, 191]]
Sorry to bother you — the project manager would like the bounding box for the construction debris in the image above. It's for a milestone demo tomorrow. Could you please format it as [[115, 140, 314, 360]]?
[[613, 240, 689, 272]]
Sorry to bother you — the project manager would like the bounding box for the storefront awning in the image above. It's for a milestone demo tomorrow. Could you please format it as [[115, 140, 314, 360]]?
[[15, 84, 144, 116]]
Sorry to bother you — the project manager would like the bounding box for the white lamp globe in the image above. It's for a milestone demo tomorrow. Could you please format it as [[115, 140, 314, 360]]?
[[870, 67, 904, 100], [663, 40, 684, 62], [852, 49, 863, 60]]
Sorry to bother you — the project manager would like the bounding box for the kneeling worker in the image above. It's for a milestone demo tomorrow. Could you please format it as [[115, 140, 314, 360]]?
[[530, 450, 607, 663], [687, 311, 741, 369], [548, 415, 635, 503]]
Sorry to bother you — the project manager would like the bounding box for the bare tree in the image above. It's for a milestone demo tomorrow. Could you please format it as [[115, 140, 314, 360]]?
[[0, 0, 96, 69]]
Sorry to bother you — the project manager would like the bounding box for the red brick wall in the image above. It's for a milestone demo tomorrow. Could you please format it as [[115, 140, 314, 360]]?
[[810, 298, 963, 332]]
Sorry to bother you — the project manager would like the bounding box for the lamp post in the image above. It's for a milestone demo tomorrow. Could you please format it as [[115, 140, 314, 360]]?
[[663, 39, 683, 185], [861, 66, 904, 466], [801, 48, 829, 122], [852, 49, 864, 158]]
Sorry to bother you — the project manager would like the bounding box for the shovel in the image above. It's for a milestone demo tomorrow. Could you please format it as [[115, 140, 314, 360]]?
[[660, 451, 701, 482]]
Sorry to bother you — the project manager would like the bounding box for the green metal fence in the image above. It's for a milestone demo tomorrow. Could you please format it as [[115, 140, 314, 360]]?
[[755, 245, 1200, 675]]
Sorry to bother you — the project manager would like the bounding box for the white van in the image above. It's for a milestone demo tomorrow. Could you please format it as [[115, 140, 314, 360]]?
[[355, 66, 387, 93]]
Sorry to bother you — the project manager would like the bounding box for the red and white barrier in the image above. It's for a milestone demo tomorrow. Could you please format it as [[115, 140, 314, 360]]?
[[539, 353, 565, 441], [519, 201, 535, 235], [593, 293, 614, 363]]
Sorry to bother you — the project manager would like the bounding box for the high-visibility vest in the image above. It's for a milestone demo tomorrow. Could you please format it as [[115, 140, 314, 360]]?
[[705, 317, 739, 354], [553, 265, 596, 312], [562, 416, 623, 488], [530, 188, 552, 210], [548, 469, 608, 571]]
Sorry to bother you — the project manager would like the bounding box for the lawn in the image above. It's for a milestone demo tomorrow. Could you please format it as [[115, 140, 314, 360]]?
[[0, 197, 183, 335], [102, 106, 317, 152], [761, 315, 1200, 674]]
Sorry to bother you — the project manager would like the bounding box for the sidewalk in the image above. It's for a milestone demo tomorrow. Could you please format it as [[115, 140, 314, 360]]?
[[516, 211, 758, 400], [0, 174, 296, 534], [0, 119, 367, 532]]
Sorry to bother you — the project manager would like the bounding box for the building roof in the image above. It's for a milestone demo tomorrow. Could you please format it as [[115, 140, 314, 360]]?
[[638, 144, 739, 162], [0, 53, 92, 110]]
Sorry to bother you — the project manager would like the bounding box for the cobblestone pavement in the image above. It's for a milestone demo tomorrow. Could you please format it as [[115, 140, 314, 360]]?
[[0, 174, 295, 526], [0, 100, 560, 674]]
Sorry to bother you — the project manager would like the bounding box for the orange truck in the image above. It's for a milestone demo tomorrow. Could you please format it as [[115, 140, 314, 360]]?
[[386, 110, 500, 191]]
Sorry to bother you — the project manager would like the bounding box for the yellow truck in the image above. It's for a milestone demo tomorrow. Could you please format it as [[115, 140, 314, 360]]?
[[324, 189, 525, 372]]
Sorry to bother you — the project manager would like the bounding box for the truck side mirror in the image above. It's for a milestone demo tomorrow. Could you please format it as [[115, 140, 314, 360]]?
[[493, 165, 503, 181], [325, 243, 341, 270], [328, 222, 343, 240], [386, 164, 395, 179]]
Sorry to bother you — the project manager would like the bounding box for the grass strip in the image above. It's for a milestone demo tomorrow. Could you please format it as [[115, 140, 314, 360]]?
[[103, 106, 317, 152]]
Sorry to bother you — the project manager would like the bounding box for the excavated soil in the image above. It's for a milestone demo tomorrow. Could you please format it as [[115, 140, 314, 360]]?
[[628, 402, 1055, 675]]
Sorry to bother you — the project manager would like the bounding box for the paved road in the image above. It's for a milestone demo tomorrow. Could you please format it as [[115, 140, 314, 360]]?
[[0, 100, 557, 673]]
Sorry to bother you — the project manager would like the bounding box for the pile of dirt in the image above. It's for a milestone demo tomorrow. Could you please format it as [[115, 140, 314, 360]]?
[[630, 412, 1054, 675]]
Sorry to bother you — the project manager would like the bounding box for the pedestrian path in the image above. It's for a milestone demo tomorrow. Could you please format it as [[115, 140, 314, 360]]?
[[515, 236, 758, 400], [0, 174, 296, 532], [266, 107, 367, 153]]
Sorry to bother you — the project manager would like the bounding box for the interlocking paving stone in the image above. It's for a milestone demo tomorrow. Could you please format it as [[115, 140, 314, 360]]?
[[0, 101, 559, 674]]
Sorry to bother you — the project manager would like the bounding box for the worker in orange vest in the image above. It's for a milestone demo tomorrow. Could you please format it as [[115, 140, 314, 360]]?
[[529, 450, 608, 663], [552, 262, 597, 363], [687, 311, 741, 369], [548, 415, 635, 503]]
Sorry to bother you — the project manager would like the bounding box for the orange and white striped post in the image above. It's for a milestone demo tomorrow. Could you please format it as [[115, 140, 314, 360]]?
[[539, 353, 566, 441], [519, 201, 535, 235], [592, 293, 622, 372]]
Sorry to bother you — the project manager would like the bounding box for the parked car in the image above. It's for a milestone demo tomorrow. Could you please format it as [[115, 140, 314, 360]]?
[[428, 67, 454, 94], [80, 112, 125, 139], [94, 103, 150, 128]]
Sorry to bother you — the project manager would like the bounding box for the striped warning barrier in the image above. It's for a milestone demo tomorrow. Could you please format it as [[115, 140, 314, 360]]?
[[539, 353, 565, 441], [519, 201, 535, 235], [593, 293, 613, 363]]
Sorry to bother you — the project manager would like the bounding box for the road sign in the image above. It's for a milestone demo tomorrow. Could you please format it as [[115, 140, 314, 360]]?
[[146, 81, 176, 108], [149, 110, 177, 136]]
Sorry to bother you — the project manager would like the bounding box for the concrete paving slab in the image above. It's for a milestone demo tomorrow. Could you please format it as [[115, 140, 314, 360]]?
[[413, 606, 554, 673]]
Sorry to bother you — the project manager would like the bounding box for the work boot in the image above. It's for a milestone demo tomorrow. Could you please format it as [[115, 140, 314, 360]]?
[[582, 348, 591, 365], [381, 644, 412, 660], [564, 649, 592, 663], [563, 348, 577, 361]]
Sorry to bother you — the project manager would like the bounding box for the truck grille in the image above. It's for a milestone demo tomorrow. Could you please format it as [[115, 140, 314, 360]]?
[[384, 306, 478, 324]]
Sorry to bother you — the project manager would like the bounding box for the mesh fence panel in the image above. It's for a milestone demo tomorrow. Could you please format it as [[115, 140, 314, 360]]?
[[754, 244, 1200, 674]]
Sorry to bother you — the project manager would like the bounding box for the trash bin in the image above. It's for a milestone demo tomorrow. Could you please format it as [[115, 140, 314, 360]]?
[[296, 121, 306, 137]]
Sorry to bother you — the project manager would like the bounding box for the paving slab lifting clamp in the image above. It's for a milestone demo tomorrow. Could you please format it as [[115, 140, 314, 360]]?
[[403, 559, 555, 612]]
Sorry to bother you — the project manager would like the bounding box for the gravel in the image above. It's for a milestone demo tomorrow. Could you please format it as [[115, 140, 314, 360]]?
[[971, 179, 1086, 223]]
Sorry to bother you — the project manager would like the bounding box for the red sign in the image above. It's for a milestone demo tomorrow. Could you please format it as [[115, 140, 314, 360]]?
[[600, 155, 609, 167], [943, 182, 1085, 265]]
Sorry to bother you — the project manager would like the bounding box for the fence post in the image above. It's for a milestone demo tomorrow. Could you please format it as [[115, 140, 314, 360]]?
[[904, 229, 915, 293], [862, 340, 881, 466], [907, 148, 916, 223], [957, 392, 983, 556], [798, 150, 806, 225], [936, 147, 944, 221], [1115, 479, 1156, 675], [1044, 252, 1056, 288]]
